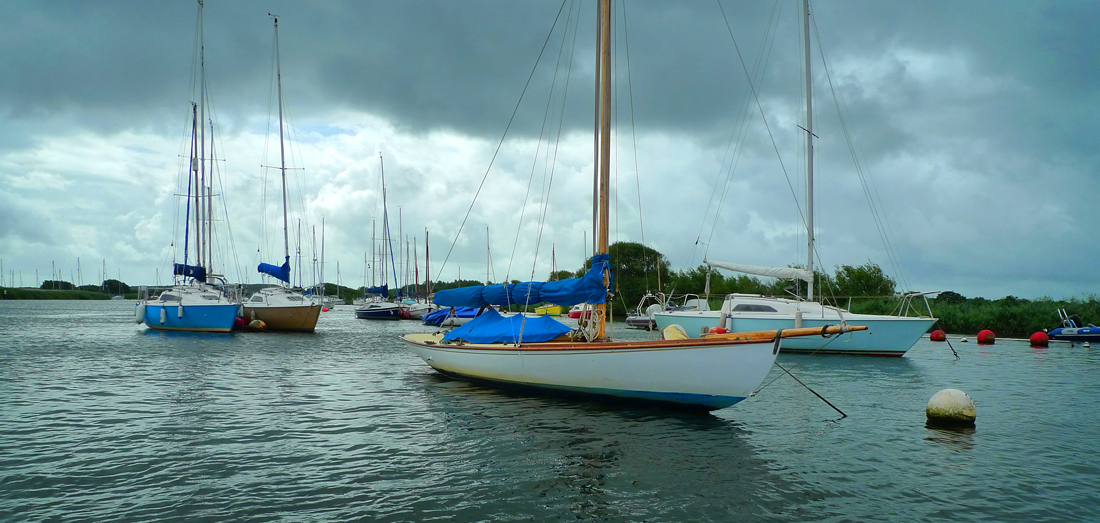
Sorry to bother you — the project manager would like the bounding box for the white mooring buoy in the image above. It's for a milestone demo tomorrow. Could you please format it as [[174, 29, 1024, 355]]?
[[1085, 342, 1092, 348], [926, 389, 976, 427]]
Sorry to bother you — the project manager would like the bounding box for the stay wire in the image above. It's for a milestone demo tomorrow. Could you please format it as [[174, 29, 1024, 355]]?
[[434, 0, 570, 283]]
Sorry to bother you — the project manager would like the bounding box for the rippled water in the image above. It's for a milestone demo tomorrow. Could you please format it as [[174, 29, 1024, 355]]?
[[2, 300, 1098, 521]]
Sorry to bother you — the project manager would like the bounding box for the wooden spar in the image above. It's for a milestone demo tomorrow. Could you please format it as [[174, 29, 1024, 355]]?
[[595, 0, 612, 340], [400, 324, 867, 352]]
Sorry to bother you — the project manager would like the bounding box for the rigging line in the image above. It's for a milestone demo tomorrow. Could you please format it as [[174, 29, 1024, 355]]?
[[506, 0, 573, 284], [715, 0, 809, 250], [703, 1, 784, 258], [622, 0, 651, 292], [434, 0, 570, 284], [774, 360, 846, 419], [697, 0, 783, 265], [532, 0, 582, 285], [811, 15, 912, 292]]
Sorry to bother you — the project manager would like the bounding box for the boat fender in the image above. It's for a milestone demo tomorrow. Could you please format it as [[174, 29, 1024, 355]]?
[[178, 305, 184, 319], [135, 302, 146, 323], [160, 307, 166, 324], [708, 326, 728, 334]]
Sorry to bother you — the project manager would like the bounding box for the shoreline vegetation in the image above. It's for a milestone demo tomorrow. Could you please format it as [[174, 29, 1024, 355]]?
[[5, 243, 1094, 339]]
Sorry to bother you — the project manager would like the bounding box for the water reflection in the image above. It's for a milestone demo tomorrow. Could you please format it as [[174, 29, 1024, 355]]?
[[418, 373, 806, 520], [924, 424, 976, 451]]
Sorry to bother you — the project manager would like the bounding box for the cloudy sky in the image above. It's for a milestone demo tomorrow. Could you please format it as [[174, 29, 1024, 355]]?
[[1, 0, 1097, 300]]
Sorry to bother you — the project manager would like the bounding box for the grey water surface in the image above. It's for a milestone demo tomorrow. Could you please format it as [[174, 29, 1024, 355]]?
[[1, 300, 1098, 522]]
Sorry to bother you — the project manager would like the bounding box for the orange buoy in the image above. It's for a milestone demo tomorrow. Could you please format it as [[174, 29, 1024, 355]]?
[[1029, 331, 1049, 347], [930, 330, 946, 342], [708, 326, 728, 334], [977, 329, 995, 344]]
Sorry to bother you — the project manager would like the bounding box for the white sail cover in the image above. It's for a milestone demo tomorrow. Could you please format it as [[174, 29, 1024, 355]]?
[[705, 260, 813, 282]]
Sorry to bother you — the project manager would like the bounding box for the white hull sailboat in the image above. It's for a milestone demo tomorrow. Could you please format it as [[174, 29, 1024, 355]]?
[[400, 0, 866, 411], [242, 16, 321, 333], [654, 0, 935, 356]]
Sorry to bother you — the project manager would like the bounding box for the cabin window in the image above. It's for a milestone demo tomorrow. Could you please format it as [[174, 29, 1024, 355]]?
[[286, 296, 304, 302], [251, 296, 264, 302], [200, 295, 220, 300], [732, 304, 778, 312], [162, 294, 181, 302]]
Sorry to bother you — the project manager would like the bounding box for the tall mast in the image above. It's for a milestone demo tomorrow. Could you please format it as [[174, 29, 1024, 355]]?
[[595, 0, 612, 339], [198, 0, 206, 276], [425, 229, 430, 296], [274, 16, 291, 279], [381, 153, 399, 299], [371, 219, 376, 287], [803, 0, 815, 301]]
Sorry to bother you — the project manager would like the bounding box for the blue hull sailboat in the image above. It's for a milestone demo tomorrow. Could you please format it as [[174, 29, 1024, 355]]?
[[137, 0, 238, 333]]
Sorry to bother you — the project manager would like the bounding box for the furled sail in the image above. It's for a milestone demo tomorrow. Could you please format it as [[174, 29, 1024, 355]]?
[[173, 263, 207, 282], [705, 259, 813, 282], [258, 257, 291, 284], [434, 254, 612, 308], [364, 284, 388, 295]]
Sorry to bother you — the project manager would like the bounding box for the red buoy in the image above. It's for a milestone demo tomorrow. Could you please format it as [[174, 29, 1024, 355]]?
[[322, 308, 329, 312], [1030, 331, 1049, 347], [977, 329, 996, 344], [930, 330, 946, 342]]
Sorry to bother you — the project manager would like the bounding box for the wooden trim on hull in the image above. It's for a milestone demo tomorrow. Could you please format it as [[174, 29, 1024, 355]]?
[[400, 324, 866, 352]]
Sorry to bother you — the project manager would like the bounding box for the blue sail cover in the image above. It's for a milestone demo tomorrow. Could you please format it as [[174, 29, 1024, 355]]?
[[422, 306, 480, 326], [173, 263, 207, 282], [364, 284, 389, 295], [442, 308, 572, 344], [432, 254, 612, 308], [258, 258, 291, 283]]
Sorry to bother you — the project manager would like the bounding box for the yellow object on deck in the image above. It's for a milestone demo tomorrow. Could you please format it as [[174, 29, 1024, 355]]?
[[661, 324, 689, 340]]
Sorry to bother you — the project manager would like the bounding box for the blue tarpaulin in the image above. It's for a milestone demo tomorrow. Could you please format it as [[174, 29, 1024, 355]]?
[[422, 306, 480, 326], [432, 254, 612, 308], [442, 308, 573, 344], [258, 257, 291, 283], [173, 263, 207, 282]]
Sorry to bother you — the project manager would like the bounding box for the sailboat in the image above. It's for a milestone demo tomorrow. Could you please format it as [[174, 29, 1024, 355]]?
[[398, 0, 865, 411], [137, 0, 240, 333], [356, 154, 404, 320], [652, 1, 935, 356], [241, 16, 321, 333]]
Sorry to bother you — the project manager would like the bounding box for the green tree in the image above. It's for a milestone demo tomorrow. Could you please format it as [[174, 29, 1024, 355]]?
[[577, 242, 672, 312], [832, 262, 896, 297]]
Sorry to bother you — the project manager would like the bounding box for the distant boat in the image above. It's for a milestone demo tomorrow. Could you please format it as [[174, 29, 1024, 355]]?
[[422, 306, 480, 326], [355, 154, 404, 321], [1047, 309, 1100, 342], [137, 1, 239, 334], [534, 304, 562, 316], [242, 16, 321, 333]]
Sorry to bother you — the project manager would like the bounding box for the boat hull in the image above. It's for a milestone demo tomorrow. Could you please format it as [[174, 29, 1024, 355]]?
[[625, 316, 656, 330], [398, 333, 778, 410], [355, 304, 402, 320], [654, 311, 933, 356], [143, 303, 238, 333], [242, 305, 321, 332], [1048, 326, 1100, 342]]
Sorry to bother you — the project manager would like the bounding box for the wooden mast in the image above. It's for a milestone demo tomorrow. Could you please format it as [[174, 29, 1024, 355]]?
[[595, 0, 612, 340]]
